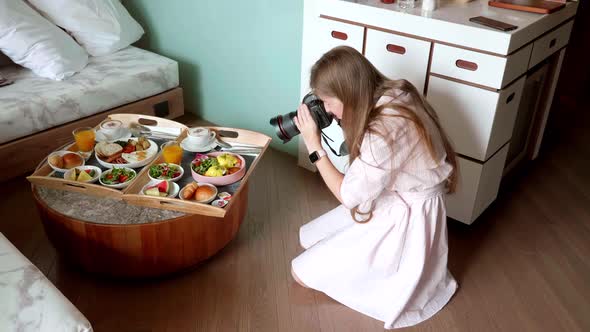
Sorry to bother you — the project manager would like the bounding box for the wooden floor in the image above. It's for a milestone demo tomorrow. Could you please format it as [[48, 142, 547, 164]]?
[[1, 111, 589, 332]]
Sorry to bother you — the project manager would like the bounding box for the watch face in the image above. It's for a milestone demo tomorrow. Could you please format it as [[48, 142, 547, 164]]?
[[309, 151, 319, 164]]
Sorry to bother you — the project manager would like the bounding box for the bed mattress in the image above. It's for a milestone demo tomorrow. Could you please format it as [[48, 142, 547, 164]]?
[[0, 47, 179, 144]]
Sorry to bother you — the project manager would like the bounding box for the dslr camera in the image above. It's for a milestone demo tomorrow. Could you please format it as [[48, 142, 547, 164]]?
[[269, 92, 333, 143]]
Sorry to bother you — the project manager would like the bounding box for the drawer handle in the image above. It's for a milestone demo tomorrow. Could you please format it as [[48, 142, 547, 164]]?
[[506, 92, 515, 104], [331, 31, 348, 41], [386, 44, 406, 55], [549, 38, 557, 48], [456, 60, 478, 71]]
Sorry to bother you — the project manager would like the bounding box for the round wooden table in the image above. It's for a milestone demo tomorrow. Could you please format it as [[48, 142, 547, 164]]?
[[32, 184, 248, 278]]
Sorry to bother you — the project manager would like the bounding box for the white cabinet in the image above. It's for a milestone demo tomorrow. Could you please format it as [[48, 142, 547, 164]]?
[[446, 144, 510, 224], [316, 18, 365, 55], [427, 76, 526, 161], [430, 43, 532, 89], [364, 29, 431, 92], [300, 18, 365, 98], [529, 21, 574, 68], [300, 1, 576, 224]]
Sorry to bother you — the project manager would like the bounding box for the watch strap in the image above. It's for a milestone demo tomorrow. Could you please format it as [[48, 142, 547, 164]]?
[[309, 149, 327, 164]]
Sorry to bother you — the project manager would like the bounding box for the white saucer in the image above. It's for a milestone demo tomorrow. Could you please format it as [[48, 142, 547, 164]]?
[[95, 128, 132, 143], [180, 138, 217, 153]]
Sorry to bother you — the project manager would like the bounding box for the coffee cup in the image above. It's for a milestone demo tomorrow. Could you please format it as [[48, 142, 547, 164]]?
[[185, 127, 216, 148], [99, 119, 124, 140]]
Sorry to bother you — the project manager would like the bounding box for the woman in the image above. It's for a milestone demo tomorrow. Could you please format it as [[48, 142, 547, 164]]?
[[291, 46, 458, 329]]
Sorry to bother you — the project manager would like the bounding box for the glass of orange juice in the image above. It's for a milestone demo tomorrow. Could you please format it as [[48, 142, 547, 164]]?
[[73, 127, 96, 153], [162, 141, 183, 165]]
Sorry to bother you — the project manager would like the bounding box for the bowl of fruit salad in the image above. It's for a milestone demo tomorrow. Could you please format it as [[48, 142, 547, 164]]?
[[148, 163, 184, 182], [190, 152, 246, 186], [99, 167, 136, 189], [64, 166, 101, 183], [141, 180, 179, 198]]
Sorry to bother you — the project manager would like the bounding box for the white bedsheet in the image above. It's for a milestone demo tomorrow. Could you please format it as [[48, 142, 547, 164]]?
[[0, 233, 93, 332], [0, 47, 179, 144]]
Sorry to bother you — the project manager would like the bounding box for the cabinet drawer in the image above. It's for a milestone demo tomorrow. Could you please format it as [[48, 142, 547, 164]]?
[[317, 18, 364, 54], [529, 21, 574, 69], [431, 43, 532, 89], [427, 75, 526, 161], [446, 144, 509, 224], [364, 29, 431, 92]]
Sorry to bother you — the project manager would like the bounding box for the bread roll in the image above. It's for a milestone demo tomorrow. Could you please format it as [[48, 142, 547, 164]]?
[[195, 185, 215, 201], [63, 153, 82, 169], [49, 155, 63, 168]]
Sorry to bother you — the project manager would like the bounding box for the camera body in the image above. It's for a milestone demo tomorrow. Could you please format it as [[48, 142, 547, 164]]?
[[270, 92, 334, 143]]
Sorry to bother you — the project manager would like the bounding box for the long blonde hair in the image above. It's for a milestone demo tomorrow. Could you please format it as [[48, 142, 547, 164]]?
[[310, 46, 458, 221]]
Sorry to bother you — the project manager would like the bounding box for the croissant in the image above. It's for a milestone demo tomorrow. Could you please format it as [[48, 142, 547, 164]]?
[[182, 182, 198, 199]]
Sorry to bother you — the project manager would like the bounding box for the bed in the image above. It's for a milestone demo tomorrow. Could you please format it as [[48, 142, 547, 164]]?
[[0, 47, 184, 181]]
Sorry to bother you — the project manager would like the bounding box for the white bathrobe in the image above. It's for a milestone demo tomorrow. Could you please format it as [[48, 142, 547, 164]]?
[[292, 93, 457, 329]]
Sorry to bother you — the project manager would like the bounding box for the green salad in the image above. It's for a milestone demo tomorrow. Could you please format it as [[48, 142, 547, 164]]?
[[101, 167, 135, 185], [191, 157, 219, 175], [149, 163, 182, 179]]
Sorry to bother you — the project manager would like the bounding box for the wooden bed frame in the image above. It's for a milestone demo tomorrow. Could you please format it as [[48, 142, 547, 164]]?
[[0, 87, 184, 182]]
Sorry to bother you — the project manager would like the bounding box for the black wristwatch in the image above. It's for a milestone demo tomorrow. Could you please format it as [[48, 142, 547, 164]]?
[[309, 149, 327, 164]]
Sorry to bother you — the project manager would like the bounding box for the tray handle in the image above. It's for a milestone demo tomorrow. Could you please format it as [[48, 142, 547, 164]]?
[[107, 113, 188, 130]]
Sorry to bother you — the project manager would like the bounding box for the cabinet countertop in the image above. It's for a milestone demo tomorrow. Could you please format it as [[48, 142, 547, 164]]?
[[312, 0, 578, 55]]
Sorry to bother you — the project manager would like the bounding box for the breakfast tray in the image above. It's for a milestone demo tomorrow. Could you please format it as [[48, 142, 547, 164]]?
[[27, 114, 271, 217], [123, 126, 270, 217]]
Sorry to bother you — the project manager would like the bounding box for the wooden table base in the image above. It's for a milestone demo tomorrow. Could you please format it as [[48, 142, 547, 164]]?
[[32, 183, 248, 278]]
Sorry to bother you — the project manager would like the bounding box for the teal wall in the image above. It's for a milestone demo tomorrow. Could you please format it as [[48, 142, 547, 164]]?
[[125, 1, 303, 155]]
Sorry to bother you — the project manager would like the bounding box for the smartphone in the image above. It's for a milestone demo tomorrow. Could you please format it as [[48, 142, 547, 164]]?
[[469, 16, 518, 32]]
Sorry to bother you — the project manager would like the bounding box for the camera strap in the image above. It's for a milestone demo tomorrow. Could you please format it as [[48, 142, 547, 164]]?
[[321, 131, 344, 157]]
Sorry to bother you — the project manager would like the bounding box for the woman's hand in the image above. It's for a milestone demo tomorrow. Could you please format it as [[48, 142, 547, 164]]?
[[294, 103, 322, 153]]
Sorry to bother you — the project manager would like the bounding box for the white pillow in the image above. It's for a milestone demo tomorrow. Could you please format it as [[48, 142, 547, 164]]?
[[28, 0, 145, 57], [0, 0, 88, 80]]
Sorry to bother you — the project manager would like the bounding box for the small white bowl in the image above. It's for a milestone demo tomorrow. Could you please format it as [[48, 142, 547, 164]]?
[[179, 182, 217, 204], [47, 151, 85, 173], [211, 199, 228, 208], [64, 166, 102, 183], [99, 167, 137, 189], [147, 163, 184, 182], [141, 180, 179, 198]]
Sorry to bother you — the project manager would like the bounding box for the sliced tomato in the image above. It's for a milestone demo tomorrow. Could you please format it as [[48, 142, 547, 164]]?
[[118, 175, 128, 183], [122, 145, 135, 153]]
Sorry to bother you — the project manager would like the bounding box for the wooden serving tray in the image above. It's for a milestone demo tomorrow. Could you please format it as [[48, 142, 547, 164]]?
[[27, 114, 188, 199], [488, 0, 566, 14], [123, 127, 271, 217], [28, 113, 272, 217]]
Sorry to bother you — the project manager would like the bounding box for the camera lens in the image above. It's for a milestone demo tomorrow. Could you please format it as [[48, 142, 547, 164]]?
[[269, 111, 299, 143], [269, 93, 334, 143]]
